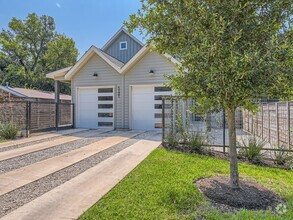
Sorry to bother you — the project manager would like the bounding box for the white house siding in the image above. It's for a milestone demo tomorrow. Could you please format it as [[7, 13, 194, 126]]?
[[124, 52, 177, 128], [71, 54, 123, 129]]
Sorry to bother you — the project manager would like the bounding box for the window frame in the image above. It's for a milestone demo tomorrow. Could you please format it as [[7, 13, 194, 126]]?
[[119, 41, 127, 50]]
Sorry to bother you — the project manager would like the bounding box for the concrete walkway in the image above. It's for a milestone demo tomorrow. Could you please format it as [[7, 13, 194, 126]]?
[[0, 129, 161, 220]]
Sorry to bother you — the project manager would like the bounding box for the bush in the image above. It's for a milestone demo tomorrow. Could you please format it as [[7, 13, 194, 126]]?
[[238, 136, 266, 164], [187, 132, 207, 153], [0, 122, 19, 140], [273, 145, 293, 166]]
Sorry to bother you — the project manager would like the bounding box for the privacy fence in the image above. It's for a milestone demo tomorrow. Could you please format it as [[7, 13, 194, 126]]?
[[162, 96, 292, 153], [0, 101, 74, 136], [243, 101, 293, 148]]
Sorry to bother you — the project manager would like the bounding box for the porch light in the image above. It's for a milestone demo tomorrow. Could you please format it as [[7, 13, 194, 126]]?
[[149, 69, 155, 76], [93, 72, 98, 77]]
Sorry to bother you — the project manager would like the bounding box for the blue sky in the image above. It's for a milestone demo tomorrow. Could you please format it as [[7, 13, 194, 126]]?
[[0, 0, 143, 57]]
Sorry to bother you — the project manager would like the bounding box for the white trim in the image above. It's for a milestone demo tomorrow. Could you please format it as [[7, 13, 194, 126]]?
[[76, 86, 115, 129], [119, 41, 127, 50], [65, 46, 121, 80], [120, 46, 149, 74], [46, 66, 72, 79], [46, 46, 180, 80]]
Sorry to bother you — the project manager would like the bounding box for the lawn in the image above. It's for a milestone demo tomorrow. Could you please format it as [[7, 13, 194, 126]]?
[[80, 148, 293, 220], [0, 139, 7, 143]]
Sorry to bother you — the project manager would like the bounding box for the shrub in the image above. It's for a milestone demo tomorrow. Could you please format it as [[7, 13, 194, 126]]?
[[166, 131, 178, 148], [0, 122, 19, 140], [273, 145, 293, 166], [238, 136, 266, 164], [187, 132, 207, 153]]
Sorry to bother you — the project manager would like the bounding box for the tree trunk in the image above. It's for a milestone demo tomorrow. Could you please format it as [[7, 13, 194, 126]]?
[[227, 107, 240, 189]]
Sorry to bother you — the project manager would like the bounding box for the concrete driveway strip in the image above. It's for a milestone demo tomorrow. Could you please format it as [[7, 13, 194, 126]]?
[[0, 130, 105, 161], [0, 131, 142, 195], [0, 129, 87, 149], [1, 133, 161, 220]]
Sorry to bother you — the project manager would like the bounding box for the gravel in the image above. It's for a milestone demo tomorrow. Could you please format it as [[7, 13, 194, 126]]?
[[0, 130, 91, 153], [0, 131, 154, 217], [0, 130, 112, 174]]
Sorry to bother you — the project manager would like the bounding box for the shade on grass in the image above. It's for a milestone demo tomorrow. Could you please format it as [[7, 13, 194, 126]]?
[[79, 148, 293, 220]]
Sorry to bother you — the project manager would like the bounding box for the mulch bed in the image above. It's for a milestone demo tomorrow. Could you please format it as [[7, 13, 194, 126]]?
[[196, 176, 284, 213]]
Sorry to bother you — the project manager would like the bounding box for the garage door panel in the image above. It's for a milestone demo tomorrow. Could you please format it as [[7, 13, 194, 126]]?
[[131, 85, 172, 130], [77, 87, 114, 129]]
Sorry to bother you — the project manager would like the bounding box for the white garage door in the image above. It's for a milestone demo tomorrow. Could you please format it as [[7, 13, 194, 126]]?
[[131, 86, 172, 130], [77, 87, 114, 129]]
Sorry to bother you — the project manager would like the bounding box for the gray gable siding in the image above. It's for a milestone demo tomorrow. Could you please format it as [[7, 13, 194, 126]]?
[[104, 32, 143, 63]]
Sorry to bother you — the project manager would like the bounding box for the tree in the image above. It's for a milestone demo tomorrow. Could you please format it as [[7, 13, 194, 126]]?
[[126, 0, 292, 189], [0, 13, 78, 94]]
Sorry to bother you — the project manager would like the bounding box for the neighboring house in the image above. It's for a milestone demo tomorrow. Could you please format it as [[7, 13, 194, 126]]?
[[0, 86, 71, 102], [46, 27, 178, 130]]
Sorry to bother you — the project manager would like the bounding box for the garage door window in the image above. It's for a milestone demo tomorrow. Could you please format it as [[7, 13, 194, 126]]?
[[154, 87, 172, 92], [98, 88, 113, 93]]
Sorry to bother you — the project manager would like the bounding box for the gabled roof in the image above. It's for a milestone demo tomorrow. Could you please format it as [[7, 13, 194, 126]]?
[[46, 45, 180, 81], [0, 86, 71, 100], [46, 27, 180, 81], [102, 27, 144, 51]]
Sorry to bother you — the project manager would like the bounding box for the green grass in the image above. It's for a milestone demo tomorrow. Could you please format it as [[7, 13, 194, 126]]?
[[80, 148, 293, 220], [0, 139, 7, 143]]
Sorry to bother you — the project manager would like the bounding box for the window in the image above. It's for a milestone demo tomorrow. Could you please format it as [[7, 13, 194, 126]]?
[[98, 113, 113, 118], [98, 96, 113, 101], [154, 87, 172, 92], [98, 88, 113, 93], [98, 122, 113, 127], [98, 104, 113, 109], [154, 123, 162, 128], [120, 41, 127, 50]]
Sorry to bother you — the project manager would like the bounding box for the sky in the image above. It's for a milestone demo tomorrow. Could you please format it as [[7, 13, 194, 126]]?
[[0, 0, 144, 58]]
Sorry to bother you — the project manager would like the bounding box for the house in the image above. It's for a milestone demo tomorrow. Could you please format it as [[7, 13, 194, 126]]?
[[0, 86, 71, 102], [46, 28, 178, 130]]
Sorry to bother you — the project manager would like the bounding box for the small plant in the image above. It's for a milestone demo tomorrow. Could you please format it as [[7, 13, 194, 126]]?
[[187, 132, 207, 153], [166, 132, 177, 148], [238, 136, 266, 164], [273, 145, 292, 166], [0, 122, 19, 140]]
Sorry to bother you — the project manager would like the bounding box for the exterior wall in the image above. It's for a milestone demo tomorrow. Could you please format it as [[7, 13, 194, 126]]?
[[104, 32, 142, 63], [124, 52, 177, 128], [71, 54, 123, 128], [71, 51, 177, 130]]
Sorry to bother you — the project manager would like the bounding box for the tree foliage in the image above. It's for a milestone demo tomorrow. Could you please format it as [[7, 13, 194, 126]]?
[[126, 0, 292, 188], [0, 13, 78, 94]]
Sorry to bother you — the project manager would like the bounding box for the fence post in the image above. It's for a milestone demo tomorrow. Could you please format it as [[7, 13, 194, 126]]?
[[25, 101, 29, 137], [223, 109, 226, 153], [276, 102, 279, 146], [261, 104, 264, 139], [268, 104, 271, 143], [72, 103, 75, 129], [162, 98, 165, 144], [55, 102, 59, 131], [288, 102, 291, 149]]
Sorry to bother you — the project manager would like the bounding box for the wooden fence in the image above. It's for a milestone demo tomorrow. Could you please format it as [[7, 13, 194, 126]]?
[[243, 101, 293, 148], [0, 101, 74, 136]]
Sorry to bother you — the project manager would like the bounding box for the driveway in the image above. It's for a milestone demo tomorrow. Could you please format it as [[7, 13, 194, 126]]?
[[0, 129, 161, 220]]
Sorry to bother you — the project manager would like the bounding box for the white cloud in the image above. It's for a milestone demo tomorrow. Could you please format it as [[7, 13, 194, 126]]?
[[56, 3, 61, 8]]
